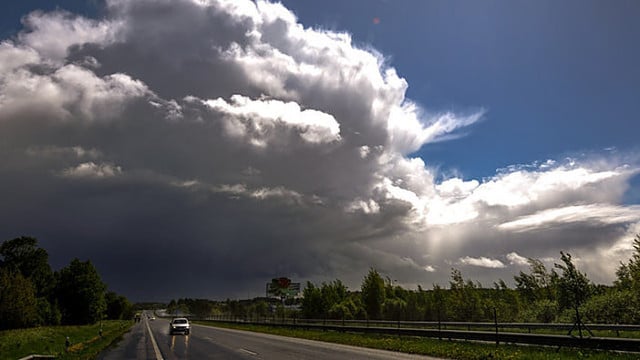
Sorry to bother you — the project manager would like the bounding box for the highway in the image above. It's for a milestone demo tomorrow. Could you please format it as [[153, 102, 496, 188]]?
[[98, 314, 444, 360]]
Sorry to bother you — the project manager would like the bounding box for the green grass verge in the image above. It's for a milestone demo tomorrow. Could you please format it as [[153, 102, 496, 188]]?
[[195, 321, 639, 360], [0, 320, 132, 360]]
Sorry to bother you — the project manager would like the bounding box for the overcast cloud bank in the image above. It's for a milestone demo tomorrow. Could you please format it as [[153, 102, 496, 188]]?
[[1, 0, 638, 299]]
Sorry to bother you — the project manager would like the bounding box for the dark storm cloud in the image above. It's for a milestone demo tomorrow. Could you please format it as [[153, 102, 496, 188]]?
[[1, 0, 639, 300]]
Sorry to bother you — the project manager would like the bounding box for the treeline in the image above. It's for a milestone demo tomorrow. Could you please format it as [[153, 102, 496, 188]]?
[[300, 235, 640, 324], [165, 297, 285, 319], [0, 236, 134, 330], [162, 235, 640, 325]]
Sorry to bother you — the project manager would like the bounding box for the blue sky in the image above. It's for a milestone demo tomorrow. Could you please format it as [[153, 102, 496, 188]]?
[[1, 0, 639, 299]]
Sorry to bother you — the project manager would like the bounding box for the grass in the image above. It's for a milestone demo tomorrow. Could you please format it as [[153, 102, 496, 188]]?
[[195, 321, 640, 360], [0, 320, 132, 360]]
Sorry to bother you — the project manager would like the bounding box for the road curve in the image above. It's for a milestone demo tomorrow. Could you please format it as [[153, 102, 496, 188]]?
[[100, 315, 445, 359]]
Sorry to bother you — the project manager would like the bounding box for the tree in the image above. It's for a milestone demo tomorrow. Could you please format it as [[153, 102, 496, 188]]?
[[448, 268, 482, 321], [106, 291, 134, 320], [582, 289, 639, 324], [1, 236, 58, 326], [0, 237, 54, 297], [382, 297, 407, 321], [361, 268, 385, 319], [0, 269, 38, 329], [55, 258, 107, 324], [514, 258, 556, 303], [301, 282, 324, 319], [614, 234, 640, 292], [554, 252, 592, 337], [489, 279, 519, 322]]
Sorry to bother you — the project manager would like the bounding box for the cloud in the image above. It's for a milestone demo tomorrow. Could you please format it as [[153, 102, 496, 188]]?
[[27, 146, 102, 159], [0, 0, 638, 299], [458, 256, 506, 269], [498, 204, 640, 232], [424, 265, 436, 272], [61, 162, 122, 178], [506, 252, 529, 266], [202, 94, 341, 145]]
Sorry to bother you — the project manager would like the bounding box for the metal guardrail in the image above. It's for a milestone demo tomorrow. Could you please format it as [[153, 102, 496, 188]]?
[[206, 316, 640, 333], [299, 319, 640, 332], [201, 317, 640, 353]]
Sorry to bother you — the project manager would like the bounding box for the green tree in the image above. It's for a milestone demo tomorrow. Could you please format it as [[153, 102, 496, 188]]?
[[106, 291, 134, 320], [614, 234, 640, 292], [514, 258, 556, 303], [361, 268, 385, 319], [582, 289, 639, 324], [488, 279, 519, 322], [301, 282, 324, 318], [382, 297, 407, 321], [55, 258, 107, 324], [0, 237, 58, 325], [320, 280, 348, 315], [0, 269, 39, 329], [0, 237, 54, 297], [448, 268, 482, 321], [554, 252, 592, 336]]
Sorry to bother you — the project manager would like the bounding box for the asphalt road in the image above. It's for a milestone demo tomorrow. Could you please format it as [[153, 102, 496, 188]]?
[[98, 314, 444, 360]]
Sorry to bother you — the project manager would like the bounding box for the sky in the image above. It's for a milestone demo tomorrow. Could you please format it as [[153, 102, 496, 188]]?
[[0, 0, 639, 301]]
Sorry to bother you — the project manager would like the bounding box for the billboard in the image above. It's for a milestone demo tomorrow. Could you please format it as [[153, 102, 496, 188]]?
[[266, 277, 301, 299]]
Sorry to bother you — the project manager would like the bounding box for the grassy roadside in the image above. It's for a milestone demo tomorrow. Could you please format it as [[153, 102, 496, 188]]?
[[0, 320, 132, 360], [195, 321, 640, 360]]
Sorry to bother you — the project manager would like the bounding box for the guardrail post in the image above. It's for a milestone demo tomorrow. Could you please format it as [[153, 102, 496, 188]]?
[[494, 307, 499, 346]]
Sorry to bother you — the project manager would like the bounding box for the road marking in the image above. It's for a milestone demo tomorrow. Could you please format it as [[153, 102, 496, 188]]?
[[145, 319, 164, 360], [238, 348, 258, 356]]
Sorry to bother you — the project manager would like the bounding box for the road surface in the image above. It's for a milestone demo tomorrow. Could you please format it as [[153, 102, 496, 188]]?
[[98, 314, 444, 360]]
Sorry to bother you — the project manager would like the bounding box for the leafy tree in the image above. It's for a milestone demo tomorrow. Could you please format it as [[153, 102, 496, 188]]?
[[488, 279, 519, 322], [249, 300, 269, 319], [554, 252, 591, 311], [0, 237, 58, 325], [0, 237, 54, 297], [514, 258, 556, 303], [320, 280, 348, 316], [404, 289, 423, 321], [614, 234, 640, 292], [448, 268, 482, 321], [430, 284, 446, 322], [36, 297, 61, 326], [106, 291, 134, 320], [361, 268, 385, 319], [554, 252, 592, 336], [0, 269, 38, 329], [301, 282, 324, 318], [382, 297, 407, 321], [582, 289, 639, 324], [518, 298, 558, 323], [328, 297, 360, 320], [55, 258, 107, 324]]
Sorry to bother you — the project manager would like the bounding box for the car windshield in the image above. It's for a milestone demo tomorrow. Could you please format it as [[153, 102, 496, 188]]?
[[173, 319, 187, 324]]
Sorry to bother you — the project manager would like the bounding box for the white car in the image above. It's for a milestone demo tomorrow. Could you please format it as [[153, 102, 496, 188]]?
[[169, 317, 190, 335]]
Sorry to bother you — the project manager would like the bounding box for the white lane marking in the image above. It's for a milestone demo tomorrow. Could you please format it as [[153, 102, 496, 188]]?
[[145, 319, 164, 360], [238, 348, 258, 356]]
